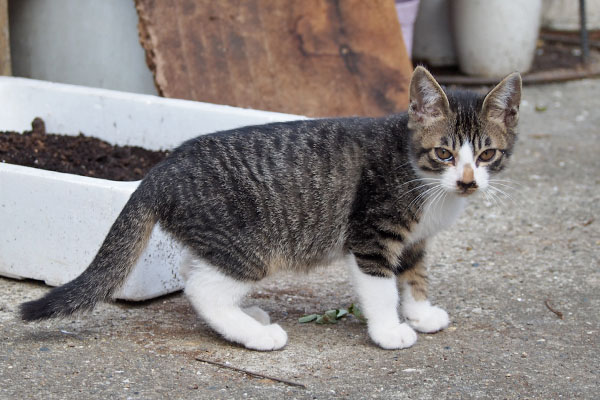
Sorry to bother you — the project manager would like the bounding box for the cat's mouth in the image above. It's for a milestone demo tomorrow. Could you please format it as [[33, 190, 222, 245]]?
[[456, 189, 477, 197]]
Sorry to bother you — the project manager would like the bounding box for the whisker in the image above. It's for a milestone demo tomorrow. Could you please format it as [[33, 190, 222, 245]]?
[[488, 178, 524, 187], [488, 182, 519, 190], [418, 186, 444, 217], [483, 190, 500, 209], [398, 177, 442, 188], [486, 187, 509, 210], [487, 185, 519, 206], [398, 182, 440, 200], [394, 161, 415, 172], [484, 191, 501, 209], [493, 187, 524, 203], [486, 182, 525, 200], [410, 184, 441, 204], [409, 184, 442, 210], [414, 188, 437, 216], [488, 179, 521, 190], [428, 187, 446, 218], [436, 191, 449, 221]]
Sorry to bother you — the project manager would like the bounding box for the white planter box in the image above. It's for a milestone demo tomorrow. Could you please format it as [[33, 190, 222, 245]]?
[[0, 77, 302, 300]]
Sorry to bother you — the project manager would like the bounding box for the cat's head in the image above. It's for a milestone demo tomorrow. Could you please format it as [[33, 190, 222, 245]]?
[[407, 66, 521, 197]]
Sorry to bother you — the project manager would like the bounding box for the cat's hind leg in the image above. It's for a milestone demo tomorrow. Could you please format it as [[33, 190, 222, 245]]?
[[182, 256, 286, 351], [347, 254, 417, 350], [397, 244, 449, 333]]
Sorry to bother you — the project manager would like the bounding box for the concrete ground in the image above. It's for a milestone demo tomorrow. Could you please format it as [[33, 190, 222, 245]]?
[[1, 78, 598, 399]]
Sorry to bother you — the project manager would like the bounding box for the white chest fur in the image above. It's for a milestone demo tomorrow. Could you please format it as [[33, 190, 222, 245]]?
[[408, 194, 467, 243]]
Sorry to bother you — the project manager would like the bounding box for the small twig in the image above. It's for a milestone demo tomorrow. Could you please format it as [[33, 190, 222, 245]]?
[[59, 329, 84, 341], [194, 356, 307, 389], [544, 299, 564, 319], [582, 218, 595, 227]]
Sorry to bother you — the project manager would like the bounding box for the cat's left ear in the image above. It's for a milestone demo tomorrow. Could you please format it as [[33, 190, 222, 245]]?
[[481, 72, 522, 130]]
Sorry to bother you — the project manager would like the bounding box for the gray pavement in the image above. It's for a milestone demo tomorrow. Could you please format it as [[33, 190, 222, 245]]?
[[1, 79, 599, 399]]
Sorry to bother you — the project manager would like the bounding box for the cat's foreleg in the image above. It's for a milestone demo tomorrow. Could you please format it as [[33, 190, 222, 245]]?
[[242, 305, 271, 325], [182, 257, 287, 351], [397, 244, 449, 333], [347, 254, 417, 349]]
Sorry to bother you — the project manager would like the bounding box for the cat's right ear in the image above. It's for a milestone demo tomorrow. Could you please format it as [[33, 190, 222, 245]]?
[[408, 66, 451, 129]]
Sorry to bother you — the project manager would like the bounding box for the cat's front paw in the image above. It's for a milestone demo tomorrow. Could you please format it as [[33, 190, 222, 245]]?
[[244, 323, 288, 351], [403, 301, 449, 333], [369, 322, 417, 350]]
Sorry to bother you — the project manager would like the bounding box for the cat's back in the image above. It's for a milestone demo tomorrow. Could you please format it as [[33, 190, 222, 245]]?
[[160, 116, 391, 182], [177, 117, 368, 159]]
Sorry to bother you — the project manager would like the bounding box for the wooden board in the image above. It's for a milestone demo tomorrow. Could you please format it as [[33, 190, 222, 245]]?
[[0, 0, 10, 76], [135, 0, 412, 117]]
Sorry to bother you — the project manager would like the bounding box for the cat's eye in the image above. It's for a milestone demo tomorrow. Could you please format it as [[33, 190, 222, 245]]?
[[478, 149, 496, 162], [434, 148, 453, 162]]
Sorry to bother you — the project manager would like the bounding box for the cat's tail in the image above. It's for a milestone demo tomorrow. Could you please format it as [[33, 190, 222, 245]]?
[[20, 181, 158, 321]]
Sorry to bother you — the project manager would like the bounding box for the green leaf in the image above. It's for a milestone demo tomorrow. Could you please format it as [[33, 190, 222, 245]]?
[[298, 314, 319, 323], [324, 309, 338, 320], [310, 311, 338, 324], [349, 303, 367, 323], [299, 305, 364, 326], [535, 105, 547, 112]]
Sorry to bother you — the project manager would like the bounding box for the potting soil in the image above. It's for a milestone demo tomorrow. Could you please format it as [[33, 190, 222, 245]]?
[[0, 118, 169, 181]]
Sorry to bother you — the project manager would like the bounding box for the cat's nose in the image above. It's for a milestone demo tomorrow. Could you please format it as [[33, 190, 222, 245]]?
[[456, 180, 477, 194], [457, 180, 477, 190]]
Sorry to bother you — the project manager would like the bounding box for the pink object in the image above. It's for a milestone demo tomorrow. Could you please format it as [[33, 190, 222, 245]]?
[[395, 0, 421, 57]]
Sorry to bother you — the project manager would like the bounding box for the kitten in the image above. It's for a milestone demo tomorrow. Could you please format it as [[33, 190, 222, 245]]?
[[20, 67, 521, 351]]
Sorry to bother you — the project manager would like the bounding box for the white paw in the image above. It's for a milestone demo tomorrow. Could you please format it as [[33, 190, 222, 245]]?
[[243, 306, 271, 325], [244, 323, 288, 351], [403, 301, 449, 333], [369, 322, 417, 350]]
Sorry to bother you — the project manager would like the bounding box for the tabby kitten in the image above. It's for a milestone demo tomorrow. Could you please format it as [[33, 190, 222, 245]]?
[[21, 67, 521, 351]]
